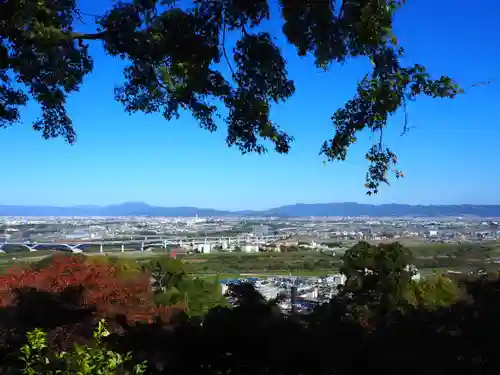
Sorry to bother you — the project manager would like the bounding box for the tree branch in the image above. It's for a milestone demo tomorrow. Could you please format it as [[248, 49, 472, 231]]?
[[471, 79, 495, 87], [70, 31, 107, 40], [378, 126, 383, 152], [73, 10, 86, 25], [400, 95, 410, 136], [221, 14, 236, 79], [460, 78, 496, 93], [338, 0, 346, 19]]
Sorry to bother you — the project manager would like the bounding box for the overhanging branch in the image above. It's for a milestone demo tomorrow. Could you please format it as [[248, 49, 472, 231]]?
[[70, 31, 107, 40]]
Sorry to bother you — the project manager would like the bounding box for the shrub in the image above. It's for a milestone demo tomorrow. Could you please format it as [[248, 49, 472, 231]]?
[[0, 254, 178, 326], [147, 257, 228, 316], [406, 276, 463, 310], [19, 319, 147, 375]]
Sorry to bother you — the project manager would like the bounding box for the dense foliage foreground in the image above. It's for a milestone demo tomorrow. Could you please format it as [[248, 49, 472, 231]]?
[[0, 242, 499, 374]]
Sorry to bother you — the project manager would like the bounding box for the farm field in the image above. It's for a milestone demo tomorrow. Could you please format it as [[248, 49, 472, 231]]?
[[0, 240, 499, 277]]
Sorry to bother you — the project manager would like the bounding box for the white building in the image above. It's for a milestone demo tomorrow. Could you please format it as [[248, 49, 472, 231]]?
[[405, 264, 422, 281], [243, 244, 259, 253], [197, 243, 211, 254], [326, 274, 347, 286]]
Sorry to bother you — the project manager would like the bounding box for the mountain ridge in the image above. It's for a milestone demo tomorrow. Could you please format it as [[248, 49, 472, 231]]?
[[0, 202, 499, 217]]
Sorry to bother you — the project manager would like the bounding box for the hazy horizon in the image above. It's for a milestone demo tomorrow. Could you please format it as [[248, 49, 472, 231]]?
[[1, 201, 500, 212]]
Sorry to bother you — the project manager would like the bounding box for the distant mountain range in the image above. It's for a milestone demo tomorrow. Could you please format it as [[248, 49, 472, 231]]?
[[0, 202, 499, 217]]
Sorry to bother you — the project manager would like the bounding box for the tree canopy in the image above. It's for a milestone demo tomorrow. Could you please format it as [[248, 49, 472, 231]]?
[[0, 0, 461, 193], [146, 257, 228, 316], [340, 241, 414, 321]]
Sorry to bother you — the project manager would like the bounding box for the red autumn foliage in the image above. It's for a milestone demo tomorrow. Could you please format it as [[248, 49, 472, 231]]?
[[0, 254, 177, 325]]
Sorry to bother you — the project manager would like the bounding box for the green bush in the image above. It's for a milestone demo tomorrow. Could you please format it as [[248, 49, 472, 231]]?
[[146, 257, 228, 316], [19, 319, 147, 375]]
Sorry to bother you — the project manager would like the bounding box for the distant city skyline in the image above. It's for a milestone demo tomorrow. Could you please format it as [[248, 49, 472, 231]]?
[[0, 0, 498, 209]]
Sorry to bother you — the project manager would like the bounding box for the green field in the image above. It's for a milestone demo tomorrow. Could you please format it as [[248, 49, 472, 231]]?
[[0, 240, 499, 277], [197, 269, 338, 281]]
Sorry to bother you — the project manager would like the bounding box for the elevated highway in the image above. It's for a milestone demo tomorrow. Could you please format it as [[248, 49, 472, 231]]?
[[0, 234, 287, 254]]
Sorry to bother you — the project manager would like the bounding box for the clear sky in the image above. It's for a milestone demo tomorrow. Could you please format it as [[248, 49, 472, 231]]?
[[1, 0, 499, 210]]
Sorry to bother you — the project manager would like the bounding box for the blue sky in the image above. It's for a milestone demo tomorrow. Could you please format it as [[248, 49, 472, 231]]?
[[1, 0, 499, 210]]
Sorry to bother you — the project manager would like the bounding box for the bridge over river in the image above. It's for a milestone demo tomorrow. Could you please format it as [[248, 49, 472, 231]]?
[[0, 234, 287, 253]]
